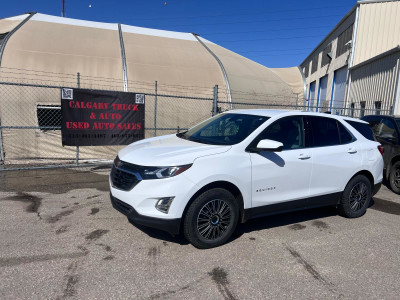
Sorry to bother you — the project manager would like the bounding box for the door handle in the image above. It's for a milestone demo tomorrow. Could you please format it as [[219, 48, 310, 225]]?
[[348, 148, 357, 154], [298, 154, 311, 160]]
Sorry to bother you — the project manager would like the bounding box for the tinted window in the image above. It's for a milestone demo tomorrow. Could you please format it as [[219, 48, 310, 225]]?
[[361, 116, 381, 133], [178, 113, 268, 145], [337, 122, 354, 144], [256, 116, 305, 150], [376, 119, 397, 140], [308, 116, 340, 147], [345, 120, 375, 141]]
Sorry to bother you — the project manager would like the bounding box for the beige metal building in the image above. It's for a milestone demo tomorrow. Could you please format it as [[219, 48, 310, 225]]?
[[300, 0, 400, 117], [0, 13, 304, 164]]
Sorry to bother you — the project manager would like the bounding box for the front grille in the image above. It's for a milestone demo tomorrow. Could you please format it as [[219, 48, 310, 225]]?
[[110, 164, 140, 191], [111, 195, 133, 215]]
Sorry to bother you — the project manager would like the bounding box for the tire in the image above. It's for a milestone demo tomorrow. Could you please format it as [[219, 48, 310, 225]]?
[[183, 188, 239, 249], [338, 175, 372, 218], [389, 161, 400, 194]]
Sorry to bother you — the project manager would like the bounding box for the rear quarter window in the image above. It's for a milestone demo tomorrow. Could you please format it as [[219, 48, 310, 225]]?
[[345, 120, 376, 141]]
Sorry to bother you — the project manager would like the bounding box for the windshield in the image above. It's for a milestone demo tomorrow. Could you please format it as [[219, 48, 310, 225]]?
[[177, 113, 269, 145]]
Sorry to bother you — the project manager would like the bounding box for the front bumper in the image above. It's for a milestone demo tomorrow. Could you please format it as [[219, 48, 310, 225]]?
[[110, 193, 181, 235]]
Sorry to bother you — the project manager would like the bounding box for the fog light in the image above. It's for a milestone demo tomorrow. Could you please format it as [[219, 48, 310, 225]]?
[[155, 197, 175, 213]]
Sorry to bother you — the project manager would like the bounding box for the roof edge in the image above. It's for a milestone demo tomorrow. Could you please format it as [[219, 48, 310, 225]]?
[[350, 45, 400, 70], [300, 0, 400, 67], [300, 3, 358, 66]]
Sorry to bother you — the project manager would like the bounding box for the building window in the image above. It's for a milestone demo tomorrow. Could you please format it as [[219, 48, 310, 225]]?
[[360, 101, 366, 117], [321, 43, 332, 68], [336, 25, 353, 58], [374, 101, 382, 115], [311, 55, 319, 74], [37, 105, 61, 131], [304, 63, 309, 78]]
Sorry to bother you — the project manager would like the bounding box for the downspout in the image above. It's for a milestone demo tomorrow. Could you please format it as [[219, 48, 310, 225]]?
[[393, 56, 400, 115], [0, 12, 36, 163], [118, 24, 128, 92], [193, 34, 232, 108], [344, 5, 360, 116]]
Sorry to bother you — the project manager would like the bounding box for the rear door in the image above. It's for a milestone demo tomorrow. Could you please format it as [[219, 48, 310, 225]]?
[[306, 116, 362, 203]]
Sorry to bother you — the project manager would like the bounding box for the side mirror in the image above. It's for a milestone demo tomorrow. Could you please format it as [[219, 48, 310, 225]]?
[[256, 139, 283, 152]]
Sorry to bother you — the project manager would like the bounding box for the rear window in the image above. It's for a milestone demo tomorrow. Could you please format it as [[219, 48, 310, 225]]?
[[345, 120, 375, 141]]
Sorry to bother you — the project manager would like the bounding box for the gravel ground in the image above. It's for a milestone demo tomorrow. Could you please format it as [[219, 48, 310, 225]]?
[[1, 167, 399, 300]]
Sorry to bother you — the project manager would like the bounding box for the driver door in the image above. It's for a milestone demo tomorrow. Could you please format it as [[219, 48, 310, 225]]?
[[249, 116, 313, 210]]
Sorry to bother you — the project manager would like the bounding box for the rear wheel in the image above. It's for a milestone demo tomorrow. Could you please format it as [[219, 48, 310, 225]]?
[[338, 175, 371, 218], [389, 161, 400, 194], [183, 188, 239, 249]]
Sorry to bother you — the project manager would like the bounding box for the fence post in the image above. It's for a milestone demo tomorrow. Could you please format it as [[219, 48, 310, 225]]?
[[154, 80, 158, 137], [212, 85, 218, 116], [0, 124, 4, 163], [76, 72, 80, 166]]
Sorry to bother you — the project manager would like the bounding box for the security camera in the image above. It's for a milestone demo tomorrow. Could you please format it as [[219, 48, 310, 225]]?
[[345, 40, 352, 46]]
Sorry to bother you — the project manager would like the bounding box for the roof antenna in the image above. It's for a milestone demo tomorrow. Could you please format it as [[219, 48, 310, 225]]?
[[61, 0, 65, 17]]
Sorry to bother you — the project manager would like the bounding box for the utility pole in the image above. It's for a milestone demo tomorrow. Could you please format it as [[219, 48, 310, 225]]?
[[61, 0, 65, 17]]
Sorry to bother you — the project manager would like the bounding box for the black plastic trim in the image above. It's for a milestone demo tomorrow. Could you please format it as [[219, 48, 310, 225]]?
[[243, 192, 341, 222], [110, 193, 181, 235]]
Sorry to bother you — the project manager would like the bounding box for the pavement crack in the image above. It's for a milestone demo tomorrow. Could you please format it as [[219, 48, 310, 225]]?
[[208, 267, 237, 300], [149, 276, 207, 299], [285, 244, 342, 296]]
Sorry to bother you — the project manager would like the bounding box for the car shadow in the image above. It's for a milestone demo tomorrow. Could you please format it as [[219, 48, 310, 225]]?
[[128, 219, 189, 245], [129, 206, 338, 247], [229, 206, 338, 242]]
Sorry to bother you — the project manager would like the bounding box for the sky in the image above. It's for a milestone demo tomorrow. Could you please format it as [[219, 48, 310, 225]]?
[[1, 0, 357, 68]]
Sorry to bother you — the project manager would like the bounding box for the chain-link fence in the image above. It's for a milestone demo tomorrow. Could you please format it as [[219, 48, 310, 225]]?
[[0, 71, 393, 171]]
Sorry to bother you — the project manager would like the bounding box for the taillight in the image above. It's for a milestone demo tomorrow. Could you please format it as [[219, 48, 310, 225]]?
[[378, 145, 384, 156]]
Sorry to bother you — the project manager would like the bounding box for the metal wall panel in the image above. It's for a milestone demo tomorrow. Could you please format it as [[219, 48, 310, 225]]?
[[348, 51, 400, 116], [353, 2, 400, 65]]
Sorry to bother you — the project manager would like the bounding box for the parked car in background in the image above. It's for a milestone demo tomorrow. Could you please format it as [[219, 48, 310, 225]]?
[[361, 115, 400, 194], [110, 110, 383, 248]]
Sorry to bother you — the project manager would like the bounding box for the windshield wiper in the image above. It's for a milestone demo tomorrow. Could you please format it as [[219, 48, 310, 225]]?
[[176, 131, 188, 139]]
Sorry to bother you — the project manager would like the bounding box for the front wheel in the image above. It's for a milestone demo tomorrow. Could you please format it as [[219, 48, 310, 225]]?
[[183, 188, 239, 249], [338, 175, 371, 218], [389, 161, 400, 194]]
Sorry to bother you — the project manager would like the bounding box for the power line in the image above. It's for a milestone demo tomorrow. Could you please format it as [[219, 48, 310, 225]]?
[[132, 4, 351, 21], [201, 25, 334, 36], [156, 14, 344, 28], [216, 34, 325, 43]]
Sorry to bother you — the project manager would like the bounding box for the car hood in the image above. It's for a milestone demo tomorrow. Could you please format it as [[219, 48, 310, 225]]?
[[118, 134, 231, 166]]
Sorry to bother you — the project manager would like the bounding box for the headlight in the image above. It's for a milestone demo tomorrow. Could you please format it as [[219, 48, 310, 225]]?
[[142, 164, 192, 179]]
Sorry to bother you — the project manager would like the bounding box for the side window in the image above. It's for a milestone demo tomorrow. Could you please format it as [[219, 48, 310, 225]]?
[[337, 121, 354, 144], [308, 116, 340, 147], [376, 119, 397, 140], [257, 116, 305, 150], [345, 120, 375, 141]]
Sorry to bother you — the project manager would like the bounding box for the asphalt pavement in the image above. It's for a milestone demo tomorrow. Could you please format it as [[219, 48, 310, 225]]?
[[1, 167, 400, 299]]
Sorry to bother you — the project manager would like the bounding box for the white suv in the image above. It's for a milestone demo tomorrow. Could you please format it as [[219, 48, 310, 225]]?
[[110, 110, 383, 248]]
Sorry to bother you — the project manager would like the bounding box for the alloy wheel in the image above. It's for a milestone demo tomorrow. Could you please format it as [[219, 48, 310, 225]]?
[[349, 182, 368, 212], [196, 199, 231, 240]]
